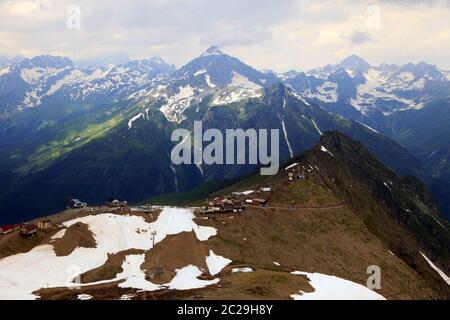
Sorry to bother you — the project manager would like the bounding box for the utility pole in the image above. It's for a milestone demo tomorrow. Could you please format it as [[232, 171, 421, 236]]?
[[151, 230, 157, 248]]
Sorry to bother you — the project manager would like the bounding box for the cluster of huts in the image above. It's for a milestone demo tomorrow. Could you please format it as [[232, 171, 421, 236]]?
[[205, 197, 245, 214], [0, 219, 53, 237], [200, 187, 271, 214], [67, 197, 128, 209], [1, 195, 130, 238], [284, 162, 319, 182]]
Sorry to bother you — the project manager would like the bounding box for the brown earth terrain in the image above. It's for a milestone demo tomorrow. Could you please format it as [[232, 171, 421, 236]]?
[[80, 249, 146, 284], [141, 231, 210, 284], [0, 228, 54, 260], [194, 206, 446, 300], [53, 222, 96, 256]]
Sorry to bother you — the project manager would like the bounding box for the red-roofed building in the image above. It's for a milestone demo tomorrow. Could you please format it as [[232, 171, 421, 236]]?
[[0, 224, 21, 235], [20, 224, 38, 237]]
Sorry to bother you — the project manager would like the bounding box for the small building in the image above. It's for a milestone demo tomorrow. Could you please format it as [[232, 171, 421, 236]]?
[[246, 199, 268, 207], [232, 200, 244, 212], [0, 224, 21, 235], [68, 199, 87, 209], [253, 199, 268, 206], [38, 220, 53, 230], [260, 187, 272, 192], [213, 198, 234, 212], [201, 196, 246, 214], [106, 198, 128, 207], [20, 224, 38, 237]]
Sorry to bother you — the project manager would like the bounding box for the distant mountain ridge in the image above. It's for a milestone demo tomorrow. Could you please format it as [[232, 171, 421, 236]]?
[[0, 47, 449, 223]]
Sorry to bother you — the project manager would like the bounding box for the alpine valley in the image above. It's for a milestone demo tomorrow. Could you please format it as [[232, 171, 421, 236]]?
[[0, 46, 450, 224]]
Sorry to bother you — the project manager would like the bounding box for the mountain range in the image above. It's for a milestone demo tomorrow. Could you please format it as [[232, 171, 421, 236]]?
[[0, 46, 449, 223]]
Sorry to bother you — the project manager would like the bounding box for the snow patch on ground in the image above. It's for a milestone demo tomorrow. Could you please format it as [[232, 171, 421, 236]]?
[[51, 229, 67, 240], [420, 252, 450, 286], [230, 72, 261, 90], [77, 294, 93, 300], [237, 190, 255, 196], [350, 68, 416, 115], [320, 146, 334, 157], [282, 115, 294, 158], [128, 113, 145, 129], [205, 74, 215, 88], [232, 267, 254, 273], [160, 85, 196, 122], [194, 69, 207, 76], [285, 163, 299, 171], [289, 90, 311, 106], [307, 81, 338, 103], [117, 254, 163, 291], [0, 67, 10, 77], [211, 87, 262, 106], [169, 265, 220, 290], [170, 163, 179, 193], [311, 119, 323, 135], [356, 121, 379, 133], [119, 294, 135, 300], [114, 255, 221, 292], [290, 271, 386, 300], [206, 250, 232, 276]]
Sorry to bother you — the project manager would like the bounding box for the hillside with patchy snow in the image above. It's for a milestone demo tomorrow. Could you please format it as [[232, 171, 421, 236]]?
[[0, 207, 398, 300]]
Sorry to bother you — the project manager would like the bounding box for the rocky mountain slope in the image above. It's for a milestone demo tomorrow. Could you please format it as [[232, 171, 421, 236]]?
[[0, 81, 426, 224], [0, 133, 448, 300], [279, 55, 450, 216]]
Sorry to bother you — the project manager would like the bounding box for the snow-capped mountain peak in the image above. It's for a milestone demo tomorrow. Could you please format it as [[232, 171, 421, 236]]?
[[200, 45, 225, 58], [339, 55, 371, 74], [139, 47, 281, 123], [17, 55, 74, 70]]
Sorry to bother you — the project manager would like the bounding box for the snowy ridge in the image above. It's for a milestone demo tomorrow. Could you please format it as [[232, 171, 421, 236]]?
[[306, 81, 338, 103], [211, 86, 262, 106], [159, 85, 197, 122], [284, 57, 450, 118], [1, 55, 173, 110]]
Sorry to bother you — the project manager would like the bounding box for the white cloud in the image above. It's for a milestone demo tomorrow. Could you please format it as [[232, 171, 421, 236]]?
[[0, 0, 449, 71]]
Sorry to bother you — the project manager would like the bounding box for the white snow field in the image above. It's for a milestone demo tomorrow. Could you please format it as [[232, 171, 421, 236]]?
[[0, 207, 221, 300], [117, 254, 220, 292], [290, 272, 386, 300]]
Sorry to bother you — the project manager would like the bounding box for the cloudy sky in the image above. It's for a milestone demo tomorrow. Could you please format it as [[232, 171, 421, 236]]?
[[1, 0, 450, 71]]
